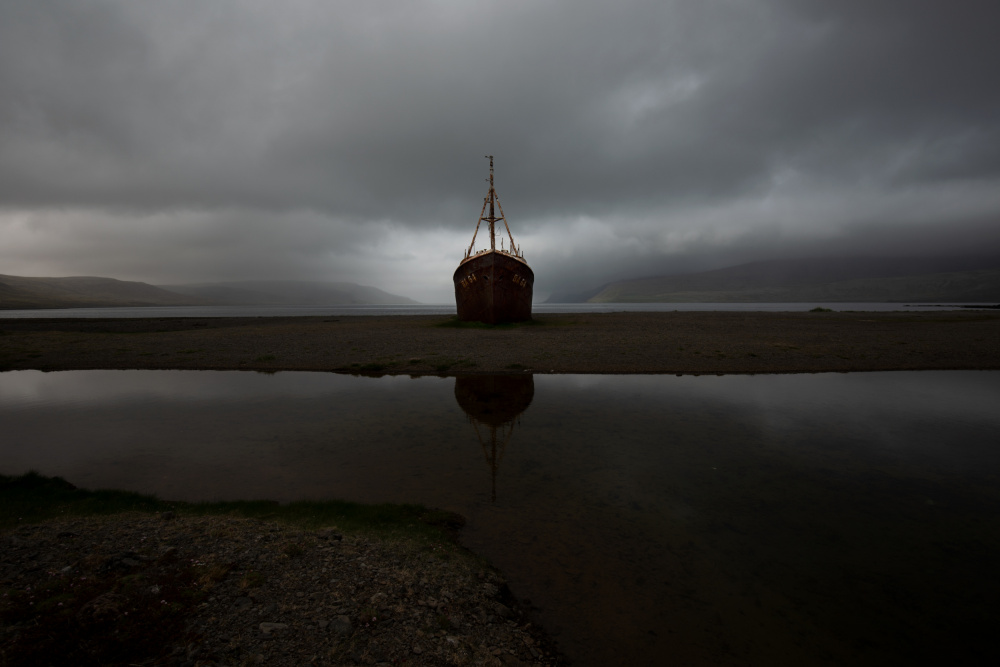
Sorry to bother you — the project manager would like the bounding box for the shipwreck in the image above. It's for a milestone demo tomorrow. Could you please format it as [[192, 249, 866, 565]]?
[[453, 156, 533, 323]]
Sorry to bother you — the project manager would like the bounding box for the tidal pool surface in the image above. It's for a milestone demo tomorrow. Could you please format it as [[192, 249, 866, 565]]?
[[2, 370, 999, 665]]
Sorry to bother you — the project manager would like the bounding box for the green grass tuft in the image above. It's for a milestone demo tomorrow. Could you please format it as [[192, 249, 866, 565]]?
[[357, 362, 386, 371], [434, 316, 541, 329], [0, 472, 463, 543], [431, 357, 477, 372]]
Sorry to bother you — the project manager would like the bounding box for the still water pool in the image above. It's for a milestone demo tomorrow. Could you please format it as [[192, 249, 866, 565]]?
[[2, 370, 999, 665]]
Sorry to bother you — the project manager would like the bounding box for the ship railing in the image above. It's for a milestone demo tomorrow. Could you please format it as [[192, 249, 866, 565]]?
[[463, 248, 525, 260]]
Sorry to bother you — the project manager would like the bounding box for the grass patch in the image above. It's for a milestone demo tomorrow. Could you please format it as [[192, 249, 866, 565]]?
[[809, 307, 834, 312], [254, 354, 276, 362], [354, 360, 402, 372], [434, 316, 542, 329], [506, 363, 526, 369], [0, 471, 462, 542], [357, 362, 386, 372], [432, 357, 477, 372]]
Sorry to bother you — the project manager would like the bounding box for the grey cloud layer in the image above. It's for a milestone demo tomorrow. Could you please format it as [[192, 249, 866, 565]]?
[[2, 0, 998, 298]]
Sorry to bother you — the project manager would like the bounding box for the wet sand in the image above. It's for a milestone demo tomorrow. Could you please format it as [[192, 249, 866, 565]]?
[[2, 310, 998, 374]]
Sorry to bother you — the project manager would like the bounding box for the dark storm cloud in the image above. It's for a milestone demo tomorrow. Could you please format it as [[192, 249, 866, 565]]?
[[1, 0, 999, 300]]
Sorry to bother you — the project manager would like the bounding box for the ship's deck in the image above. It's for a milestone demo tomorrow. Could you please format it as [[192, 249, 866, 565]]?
[[457, 248, 531, 268]]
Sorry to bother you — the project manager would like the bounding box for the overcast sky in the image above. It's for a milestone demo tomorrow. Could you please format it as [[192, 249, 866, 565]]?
[[2, 0, 998, 302]]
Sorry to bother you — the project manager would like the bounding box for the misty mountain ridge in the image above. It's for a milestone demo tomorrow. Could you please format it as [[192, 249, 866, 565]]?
[[157, 281, 419, 306], [1, 275, 417, 310], [0, 274, 203, 310], [552, 256, 1000, 303]]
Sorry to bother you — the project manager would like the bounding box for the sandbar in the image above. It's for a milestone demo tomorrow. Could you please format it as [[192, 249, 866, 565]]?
[[2, 310, 998, 374]]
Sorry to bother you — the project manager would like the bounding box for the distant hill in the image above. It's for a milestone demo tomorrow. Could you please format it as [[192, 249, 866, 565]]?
[[0, 275, 419, 310], [584, 257, 1000, 303], [157, 280, 419, 306], [0, 274, 204, 309]]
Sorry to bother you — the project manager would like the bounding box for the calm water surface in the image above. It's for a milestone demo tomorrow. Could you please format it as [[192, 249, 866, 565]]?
[[0, 301, 993, 318], [2, 370, 999, 665]]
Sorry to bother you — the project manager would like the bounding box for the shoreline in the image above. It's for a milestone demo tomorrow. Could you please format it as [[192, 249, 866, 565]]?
[[5, 313, 999, 665], [0, 474, 563, 666], [2, 310, 999, 374]]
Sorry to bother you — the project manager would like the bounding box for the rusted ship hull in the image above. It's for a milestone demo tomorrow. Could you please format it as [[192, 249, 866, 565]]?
[[453, 250, 533, 323], [454, 374, 534, 426]]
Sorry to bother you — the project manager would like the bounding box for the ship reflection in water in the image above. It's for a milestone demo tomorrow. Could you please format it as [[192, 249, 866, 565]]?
[[454, 374, 533, 502], [4, 370, 1000, 666]]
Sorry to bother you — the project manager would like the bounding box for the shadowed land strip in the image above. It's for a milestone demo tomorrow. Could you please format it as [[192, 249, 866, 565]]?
[[0, 473, 560, 666], [1, 311, 998, 374]]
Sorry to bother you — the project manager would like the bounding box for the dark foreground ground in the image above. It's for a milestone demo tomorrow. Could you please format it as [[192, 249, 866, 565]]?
[[0, 474, 560, 667], [1, 311, 999, 374]]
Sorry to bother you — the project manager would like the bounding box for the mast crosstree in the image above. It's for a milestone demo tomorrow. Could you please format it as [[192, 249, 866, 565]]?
[[465, 156, 521, 259]]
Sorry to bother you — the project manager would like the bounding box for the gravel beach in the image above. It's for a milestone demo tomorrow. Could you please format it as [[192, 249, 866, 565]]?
[[2, 310, 999, 374], [1, 514, 560, 666]]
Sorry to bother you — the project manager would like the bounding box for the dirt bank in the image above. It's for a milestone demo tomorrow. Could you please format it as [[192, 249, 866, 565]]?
[[1, 513, 559, 666]]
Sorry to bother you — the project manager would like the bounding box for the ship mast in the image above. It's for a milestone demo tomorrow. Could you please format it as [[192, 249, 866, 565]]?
[[488, 156, 496, 251], [469, 415, 515, 503], [465, 156, 520, 259]]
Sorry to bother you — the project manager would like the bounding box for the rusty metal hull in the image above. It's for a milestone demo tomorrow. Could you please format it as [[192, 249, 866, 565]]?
[[453, 250, 533, 323], [454, 374, 534, 426]]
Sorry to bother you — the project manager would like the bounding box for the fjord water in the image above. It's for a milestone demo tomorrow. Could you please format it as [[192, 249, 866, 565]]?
[[2, 370, 999, 665], [0, 301, 990, 319]]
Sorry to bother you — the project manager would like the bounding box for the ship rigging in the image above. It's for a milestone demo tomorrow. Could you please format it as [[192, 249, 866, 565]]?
[[453, 156, 534, 323]]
